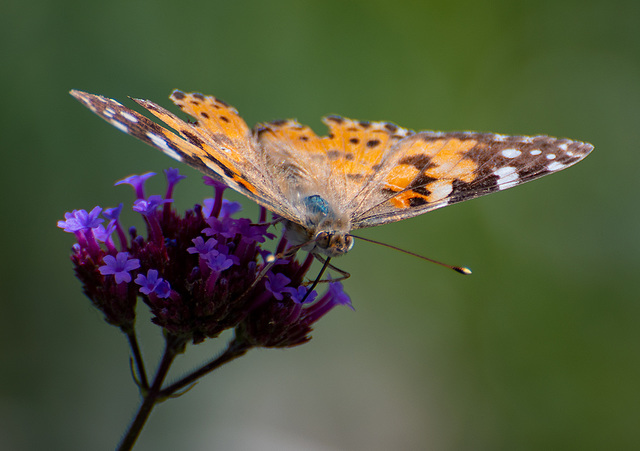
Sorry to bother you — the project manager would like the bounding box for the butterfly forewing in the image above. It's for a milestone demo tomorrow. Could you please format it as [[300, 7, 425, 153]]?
[[69, 90, 292, 217], [352, 132, 593, 228]]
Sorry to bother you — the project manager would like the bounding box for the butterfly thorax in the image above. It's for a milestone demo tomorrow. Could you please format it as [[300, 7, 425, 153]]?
[[283, 194, 354, 258]]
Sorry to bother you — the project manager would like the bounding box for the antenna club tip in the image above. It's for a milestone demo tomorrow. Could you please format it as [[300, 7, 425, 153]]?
[[454, 266, 473, 275]]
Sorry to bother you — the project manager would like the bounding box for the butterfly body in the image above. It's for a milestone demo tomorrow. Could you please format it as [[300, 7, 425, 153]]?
[[70, 89, 593, 258]]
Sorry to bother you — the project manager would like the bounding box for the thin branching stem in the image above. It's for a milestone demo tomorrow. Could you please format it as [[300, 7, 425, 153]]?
[[124, 327, 149, 390], [159, 338, 252, 398], [117, 334, 184, 451]]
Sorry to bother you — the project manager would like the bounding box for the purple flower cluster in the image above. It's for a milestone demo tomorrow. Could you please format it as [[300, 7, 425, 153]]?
[[58, 169, 352, 347]]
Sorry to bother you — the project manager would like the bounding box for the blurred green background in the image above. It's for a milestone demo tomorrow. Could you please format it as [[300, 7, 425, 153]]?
[[2, 0, 638, 450]]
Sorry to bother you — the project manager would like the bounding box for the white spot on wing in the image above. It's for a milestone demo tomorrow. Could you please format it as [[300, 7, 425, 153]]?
[[501, 148, 521, 158], [120, 111, 139, 123], [428, 181, 453, 201], [146, 132, 182, 161], [546, 153, 556, 160], [530, 149, 542, 155], [110, 119, 128, 133], [547, 161, 567, 172], [494, 166, 519, 190], [104, 108, 116, 118], [558, 143, 569, 151]]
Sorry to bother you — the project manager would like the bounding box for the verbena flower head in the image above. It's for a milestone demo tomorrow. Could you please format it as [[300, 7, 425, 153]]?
[[58, 169, 351, 345]]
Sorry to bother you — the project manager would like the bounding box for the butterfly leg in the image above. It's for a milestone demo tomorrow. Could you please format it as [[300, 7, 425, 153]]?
[[249, 215, 285, 229], [304, 254, 351, 284]]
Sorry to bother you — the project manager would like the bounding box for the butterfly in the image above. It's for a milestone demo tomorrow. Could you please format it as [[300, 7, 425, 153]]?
[[70, 89, 593, 268]]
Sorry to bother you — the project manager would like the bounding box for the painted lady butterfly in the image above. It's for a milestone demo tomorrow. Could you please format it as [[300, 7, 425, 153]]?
[[70, 90, 593, 264]]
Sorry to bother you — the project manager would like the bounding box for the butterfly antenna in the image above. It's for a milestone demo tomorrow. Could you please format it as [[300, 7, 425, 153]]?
[[351, 234, 472, 275], [300, 256, 332, 303]]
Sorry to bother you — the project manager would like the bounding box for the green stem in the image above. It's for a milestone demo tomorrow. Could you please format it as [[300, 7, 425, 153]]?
[[159, 338, 252, 398], [124, 328, 148, 389], [117, 334, 184, 451]]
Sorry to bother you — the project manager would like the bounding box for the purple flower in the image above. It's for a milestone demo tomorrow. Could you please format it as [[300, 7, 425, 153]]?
[[133, 195, 172, 216], [135, 269, 171, 298], [57, 207, 103, 232], [237, 280, 352, 348], [235, 219, 275, 244], [202, 176, 228, 191], [103, 203, 123, 221], [103, 203, 128, 250], [325, 282, 352, 309], [164, 168, 186, 186], [154, 280, 171, 298], [202, 198, 215, 218], [220, 200, 242, 218], [205, 253, 235, 272], [115, 172, 156, 199], [57, 211, 79, 233], [265, 272, 291, 301], [99, 252, 140, 284], [202, 216, 239, 239], [202, 176, 228, 218], [187, 237, 218, 255], [93, 220, 116, 246], [60, 168, 350, 346], [304, 282, 353, 324], [164, 168, 186, 199], [283, 286, 317, 304]]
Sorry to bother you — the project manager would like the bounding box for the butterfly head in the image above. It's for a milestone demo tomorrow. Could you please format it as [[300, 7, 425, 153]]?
[[314, 230, 354, 257], [284, 194, 354, 258], [284, 221, 354, 258]]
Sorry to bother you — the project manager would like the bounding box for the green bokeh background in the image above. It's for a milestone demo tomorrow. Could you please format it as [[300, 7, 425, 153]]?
[[2, 0, 638, 450]]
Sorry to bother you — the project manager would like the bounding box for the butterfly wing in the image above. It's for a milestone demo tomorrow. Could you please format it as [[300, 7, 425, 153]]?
[[70, 90, 294, 219], [71, 90, 593, 234], [350, 131, 594, 229]]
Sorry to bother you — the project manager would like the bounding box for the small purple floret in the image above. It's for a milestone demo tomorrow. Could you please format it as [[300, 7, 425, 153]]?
[[325, 282, 352, 309], [205, 253, 235, 272], [133, 195, 172, 216], [100, 252, 140, 284], [202, 176, 227, 191], [135, 269, 171, 298], [187, 237, 219, 255], [164, 168, 186, 199], [201, 198, 215, 218], [164, 168, 186, 186], [103, 203, 123, 221], [93, 220, 116, 243], [57, 207, 104, 232], [115, 172, 156, 199], [284, 286, 317, 304], [265, 273, 291, 301], [154, 280, 171, 299], [220, 200, 242, 218]]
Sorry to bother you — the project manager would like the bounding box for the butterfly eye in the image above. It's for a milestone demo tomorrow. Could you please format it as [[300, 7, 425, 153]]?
[[315, 231, 331, 249], [344, 235, 354, 252]]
